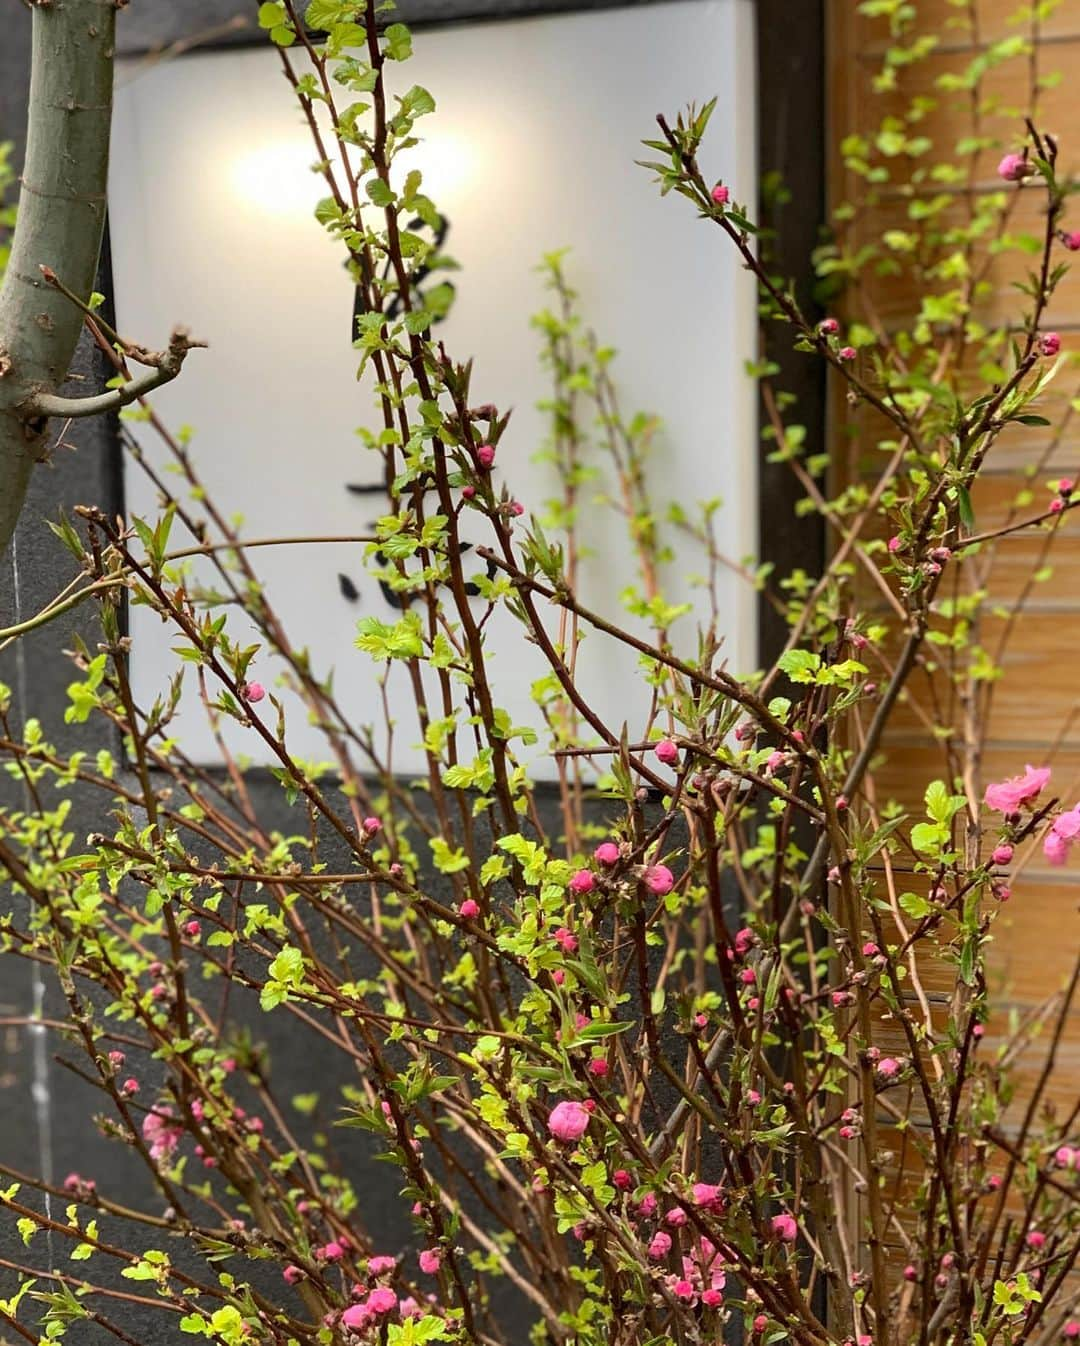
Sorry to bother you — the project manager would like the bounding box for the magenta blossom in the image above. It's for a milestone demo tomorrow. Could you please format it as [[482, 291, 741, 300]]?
[[241, 682, 265, 703], [547, 1099, 590, 1143], [593, 841, 620, 865], [367, 1287, 398, 1315], [983, 764, 1050, 814], [648, 1231, 672, 1259], [568, 868, 594, 895], [771, 1212, 798, 1242]]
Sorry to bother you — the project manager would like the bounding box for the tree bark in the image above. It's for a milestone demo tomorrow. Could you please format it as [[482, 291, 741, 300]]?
[[0, 0, 116, 553]]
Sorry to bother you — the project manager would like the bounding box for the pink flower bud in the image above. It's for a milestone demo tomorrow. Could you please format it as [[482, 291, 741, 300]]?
[[692, 1182, 723, 1211], [648, 1231, 672, 1259], [509, 500, 525, 517], [548, 1099, 590, 1143], [367, 1287, 398, 1315], [838, 346, 857, 361], [904, 1264, 918, 1282], [654, 738, 679, 766], [121, 1077, 139, 1097], [569, 869, 594, 895], [108, 1051, 125, 1068], [739, 968, 756, 985], [702, 1288, 723, 1308], [877, 1057, 902, 1080], [1065, 231, 1080, 251], [643, 864, 674, 896], [461, 485, 476, 500], [184, 920, 201, 937], [241, 682, 265, 704], [754, 1315, 769, 1334], [476, 444, 496, 469], [594, 841, 620, 865], [1050, 497, 1065, 514], [587, 1057, 608, 1077], [612, 1169, 631, 1189], [552, 969, 565, 985], [362, 816, 381, 835], [887, 535, 902, 553], [711, 183, 730, 205], [665, 1206, 688, 1227], [283, 1265, 303, 1285], [862, 941, 879, 957], [458, 899, 480, 919], [819, 318, 839, 335], [1040, 332, 1061, 357], [771, 1212, 798, 1242], [418, 1248, 442, 1275], [1026, 1230, 1046, 1250], [1063, 1322, 1080, 1340], [1060, 479, 1074, 495], [998, 151, 1033, 181]]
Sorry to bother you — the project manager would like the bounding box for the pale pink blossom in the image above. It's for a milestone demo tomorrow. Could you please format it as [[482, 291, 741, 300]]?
[[984, 765, 1050, 814]]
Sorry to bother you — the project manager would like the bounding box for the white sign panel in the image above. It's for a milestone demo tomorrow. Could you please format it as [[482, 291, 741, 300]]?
[[109, 0, 757, 775]]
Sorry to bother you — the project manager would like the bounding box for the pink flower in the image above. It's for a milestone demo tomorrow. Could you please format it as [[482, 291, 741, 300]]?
[[771, 1212, 798, 1242], [461, 484, 476, 500], [587, 1058, 608, 1077], [665, 1206, 688, 1227], [553, 926, 578, 953], [321, 1241, 346, 1262], [1026, 1229, 1046, 1250], [367, 1287, 398, 1315], [241, 682, 265, 703], [838, 346, 857, 361], [107, 1050, 125, 1068], [887, 535, 902, 553], [283, 1265, 303, 1285], [569, 869, 594, 895], [819, 318, 839, 335], [692, 1182, 723, 1212], [1063, 1322, 1080, 1340], [991, 844, 1014, 865], [862, 941, 880, 957], [418, 1249, 442, 1275], [594, 841, 620, 866], [362, 816, 381, 835], [636, 1193, 657, 1217], [673, 1279, 696, 1300], [711, 183, 730, 205], [121, 1077, 139, 1097], [458, 898, 480, 919], [399, 1297, 421, 1319], [1065, 231, 1080, 251], [648, 1231, 672, 1259], [655, 738, 679, 766], [547, 1099, 590, 1143], [998, 151, 1032, 181], [643, 864, 674, 896], [342, 1304, 372, 1330], [984, 765, 1050, 814], [552, 969, 565, 985], [1054, 1145, 1076, 1168], [702, 1288, 723, 1308], [754, 1315, 769, 1334], [476, 444, 496, 469], [612, 1169, 631, 1189], [1047, 832, 1070, 866], [877, 1057, 902, 1080], [184, 919, 201, 937], [764, 750, 785, 774], [1041, 332, 1061, 357], [142, 1106, 183, 1163], [734, 927, 755, 956], [509, 501, 525, 517]]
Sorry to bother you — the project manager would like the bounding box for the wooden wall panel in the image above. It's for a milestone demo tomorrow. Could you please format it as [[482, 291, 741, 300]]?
[[828, 0, 1080, 1285]]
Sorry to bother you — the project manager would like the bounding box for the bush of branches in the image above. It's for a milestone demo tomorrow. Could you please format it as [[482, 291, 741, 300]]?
[[0, 2, 1077, 1345]]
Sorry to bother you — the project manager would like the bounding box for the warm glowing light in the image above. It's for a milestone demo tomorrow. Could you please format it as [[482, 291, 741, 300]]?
[[230, 139, 329, 215]]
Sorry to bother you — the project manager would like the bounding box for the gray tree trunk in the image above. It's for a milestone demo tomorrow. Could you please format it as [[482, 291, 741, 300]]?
[[0, 0, 115, 552]]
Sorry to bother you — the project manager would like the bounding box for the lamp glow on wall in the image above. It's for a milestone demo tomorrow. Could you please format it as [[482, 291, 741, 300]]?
[[107, 0, 757, 776]]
